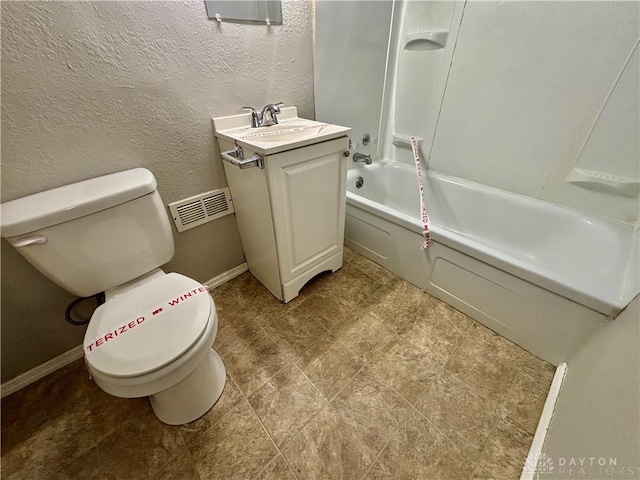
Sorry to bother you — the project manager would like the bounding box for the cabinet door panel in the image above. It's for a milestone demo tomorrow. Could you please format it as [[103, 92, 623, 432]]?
[[268, 138, 348, 283]]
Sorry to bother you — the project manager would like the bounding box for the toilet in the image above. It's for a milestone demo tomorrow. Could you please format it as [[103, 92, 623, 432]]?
[[0, 168, 226, 425]]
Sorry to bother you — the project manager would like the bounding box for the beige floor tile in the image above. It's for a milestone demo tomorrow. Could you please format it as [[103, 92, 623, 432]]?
[[188, 401, 278, 480], [312, 263, 382, 305], [212, 271, 256, 298], [297, 332, 364, 400], [2, 369, 148, 480], [503, 370, 551, 435], [248, 291, 294, 325], [342, 245, 362, 264], [471, 467, 499, 480], [296, 269, 336, 297], [332, 367, 412, 453], [434, 296, 474, 325], [230, 272, 298, 325], [364, 279, 429, 333], [85, 386, 152, 441], [214, 308, 263, 357], [223, 328, 295, 396], [363, 461, 395, 480], [51, 446, 104, 480], [210, 287, 250, 318], [348, 251, 398, 286], [466, 322, 554, 382], [416, 370, 501, 461], [92, 410, 189, 479], [156, 455, 201, 480], [3, 401, 98, 479], [264, 309, 328, 356], [248, 364, 326, 447], [1, 360, 89, 429], [374, 409, 477, 479], [513, 348, 557, 382], [446, 323, 523, 402], [282, 405, 376, 480], [331, 310, 395, 360], [2, 248, 553, 480], [179, 373, 244, 445], [398, 305, 469, 365], [367, 337, 442, 404], [292, 291, 357, 329], [478, 415, 533, 480], [256, 455, 297, 480]]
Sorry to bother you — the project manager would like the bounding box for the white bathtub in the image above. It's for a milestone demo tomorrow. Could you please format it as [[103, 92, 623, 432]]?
[[345, 161, 639, 364]]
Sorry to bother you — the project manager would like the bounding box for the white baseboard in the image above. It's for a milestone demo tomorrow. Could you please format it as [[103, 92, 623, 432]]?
[[520, 362, 567, 480], [0, 263, 249, 398], [204, 262, 248, 290], [1, 345, 85, 399]]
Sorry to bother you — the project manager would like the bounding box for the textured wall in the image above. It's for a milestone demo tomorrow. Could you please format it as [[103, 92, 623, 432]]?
[[542, 296, 640, 478], [1, 0, 314, 382]]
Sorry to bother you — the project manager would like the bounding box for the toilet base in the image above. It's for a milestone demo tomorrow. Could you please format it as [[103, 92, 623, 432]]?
[[150, 348, 226, 425]]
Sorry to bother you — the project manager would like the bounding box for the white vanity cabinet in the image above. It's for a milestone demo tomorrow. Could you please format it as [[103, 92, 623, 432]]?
[[217, 135, 350, 302]]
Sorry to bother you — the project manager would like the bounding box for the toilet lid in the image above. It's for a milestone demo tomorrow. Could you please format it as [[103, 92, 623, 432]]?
[[84, 273, 212, 378]]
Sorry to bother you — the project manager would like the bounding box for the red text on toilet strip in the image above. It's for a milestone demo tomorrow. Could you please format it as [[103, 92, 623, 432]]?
[[84, 286, 209, 355]]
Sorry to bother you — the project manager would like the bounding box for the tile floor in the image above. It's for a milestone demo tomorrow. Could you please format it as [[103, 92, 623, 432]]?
[[1, 247, 556, 480]]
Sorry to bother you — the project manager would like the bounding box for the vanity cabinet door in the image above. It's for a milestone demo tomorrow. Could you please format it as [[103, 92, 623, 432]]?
[[266, 137, 349, 285]]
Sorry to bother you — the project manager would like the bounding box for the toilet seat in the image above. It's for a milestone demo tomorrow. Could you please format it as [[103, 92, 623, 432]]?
[[84, 273, 212, 378]]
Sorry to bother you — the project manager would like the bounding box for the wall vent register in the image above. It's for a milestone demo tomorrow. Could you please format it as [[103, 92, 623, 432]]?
[[167, 188, 234, 232]]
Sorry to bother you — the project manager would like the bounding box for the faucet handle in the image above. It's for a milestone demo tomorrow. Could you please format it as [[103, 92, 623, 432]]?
[[261, 103, 283, 126], [241, 107, 261, 128], [262, 102, 283, 113]]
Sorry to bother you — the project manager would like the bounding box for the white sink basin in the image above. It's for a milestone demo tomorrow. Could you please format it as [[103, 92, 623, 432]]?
[[213, 107, 351, 155], [240, 122, 326, 144]]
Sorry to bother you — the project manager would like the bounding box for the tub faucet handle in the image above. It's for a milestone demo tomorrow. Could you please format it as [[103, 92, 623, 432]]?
[[353, 153, 373, 165]]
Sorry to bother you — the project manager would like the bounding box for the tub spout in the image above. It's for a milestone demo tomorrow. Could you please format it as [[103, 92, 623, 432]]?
[[353, 153, 372, 165]]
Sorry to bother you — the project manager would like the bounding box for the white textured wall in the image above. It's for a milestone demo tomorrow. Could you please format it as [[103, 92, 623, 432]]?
[[541, 296, 640, 478], [1, 0, 314, 382]]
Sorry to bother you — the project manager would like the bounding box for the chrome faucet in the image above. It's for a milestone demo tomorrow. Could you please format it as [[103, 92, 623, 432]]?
[[353, 152, 373, 165], [242, 102, 283, 128]]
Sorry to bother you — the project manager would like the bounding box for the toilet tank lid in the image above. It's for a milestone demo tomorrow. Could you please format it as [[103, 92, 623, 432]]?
[[0, 168, 157, 238]]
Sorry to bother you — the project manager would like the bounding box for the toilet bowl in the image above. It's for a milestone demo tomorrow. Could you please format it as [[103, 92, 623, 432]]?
[[0, 168, 227, 425], [84, 270, 226, 425]]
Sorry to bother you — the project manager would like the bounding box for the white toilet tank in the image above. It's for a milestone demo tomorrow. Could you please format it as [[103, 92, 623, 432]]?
[[0, 168, 175, 297]]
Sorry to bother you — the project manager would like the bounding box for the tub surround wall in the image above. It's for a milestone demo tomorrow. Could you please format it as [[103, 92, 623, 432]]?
[[427, 1, 639, 224], [316, 0, 640, 224], [1, 0, 314, 383], [379, 0, 464, 160], [539, 43, 640, 223], [314, 0, 393, 162]]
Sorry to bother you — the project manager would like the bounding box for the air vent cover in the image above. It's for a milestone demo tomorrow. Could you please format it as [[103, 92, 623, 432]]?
[[167, 188, 234, 232]]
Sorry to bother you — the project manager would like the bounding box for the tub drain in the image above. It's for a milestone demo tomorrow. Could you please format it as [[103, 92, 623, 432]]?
[[355, 176, 364, 189]]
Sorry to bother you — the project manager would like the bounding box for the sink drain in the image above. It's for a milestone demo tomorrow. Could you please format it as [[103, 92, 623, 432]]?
[[355, 176, 364, 189]]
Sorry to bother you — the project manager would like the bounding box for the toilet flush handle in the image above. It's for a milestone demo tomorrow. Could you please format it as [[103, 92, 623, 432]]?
[[11, 235, 48, 247]]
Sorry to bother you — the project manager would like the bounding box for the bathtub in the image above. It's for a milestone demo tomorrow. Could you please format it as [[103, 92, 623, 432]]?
[[345, 161, 639, 365]]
